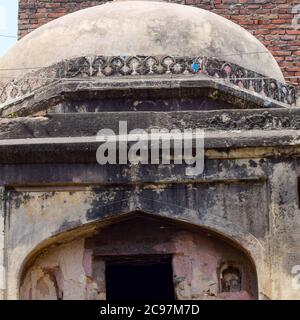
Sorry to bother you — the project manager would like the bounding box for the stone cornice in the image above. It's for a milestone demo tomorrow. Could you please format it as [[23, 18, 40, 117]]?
[[0, 130, 299, 164], [2, 110, 300, 140]]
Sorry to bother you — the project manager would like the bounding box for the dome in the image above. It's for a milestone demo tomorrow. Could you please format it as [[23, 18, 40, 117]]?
[[0, 0, 284, 82]]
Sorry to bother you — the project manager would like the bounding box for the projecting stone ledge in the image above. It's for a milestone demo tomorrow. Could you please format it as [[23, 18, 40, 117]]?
[[0, 129, 299, 164], [1, 109, 300, 140]]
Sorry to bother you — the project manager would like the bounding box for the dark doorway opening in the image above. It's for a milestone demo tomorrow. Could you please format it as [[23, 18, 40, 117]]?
[[105, 255, 175, 301]]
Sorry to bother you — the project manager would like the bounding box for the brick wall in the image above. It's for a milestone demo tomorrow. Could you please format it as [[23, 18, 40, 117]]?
[[18, 0, 300, 88]]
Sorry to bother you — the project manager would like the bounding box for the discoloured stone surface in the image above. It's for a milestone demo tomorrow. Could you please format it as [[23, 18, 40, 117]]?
[[3, 109, 300, 141]]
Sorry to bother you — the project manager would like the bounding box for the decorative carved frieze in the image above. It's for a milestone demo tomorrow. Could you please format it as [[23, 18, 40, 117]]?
[[0, 55, 297, 107]]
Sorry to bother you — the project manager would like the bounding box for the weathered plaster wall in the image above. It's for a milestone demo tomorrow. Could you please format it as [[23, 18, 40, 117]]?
[[20, 239, 86, 300], [267, 160, 300, 299], [20, 217, 257, 300], [2, 157, 266, 299], [2, 155, 300, 300]]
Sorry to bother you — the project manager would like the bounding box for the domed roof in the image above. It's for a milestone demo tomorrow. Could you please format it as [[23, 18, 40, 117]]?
[[0, 0, 284, 81]]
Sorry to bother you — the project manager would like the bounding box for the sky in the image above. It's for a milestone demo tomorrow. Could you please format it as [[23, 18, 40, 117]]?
[[0, 0, 18, 57]]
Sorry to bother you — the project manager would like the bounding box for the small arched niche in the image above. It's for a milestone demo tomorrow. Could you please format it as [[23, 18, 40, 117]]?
[[220, 265, 242, 293], [20, 213, 258, 300]]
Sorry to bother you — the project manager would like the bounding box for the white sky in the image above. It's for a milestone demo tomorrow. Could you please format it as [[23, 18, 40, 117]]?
[[0, 0, 18, 57]]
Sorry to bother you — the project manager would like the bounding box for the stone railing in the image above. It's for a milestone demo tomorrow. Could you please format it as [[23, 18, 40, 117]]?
[[0, 55, 297, 108]]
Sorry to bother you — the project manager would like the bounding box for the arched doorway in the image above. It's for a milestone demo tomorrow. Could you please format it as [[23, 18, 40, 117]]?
[[20, 213, 258, 300]]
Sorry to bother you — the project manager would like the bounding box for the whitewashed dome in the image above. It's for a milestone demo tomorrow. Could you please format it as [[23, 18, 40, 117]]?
[[0, 1, 284, 81]]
